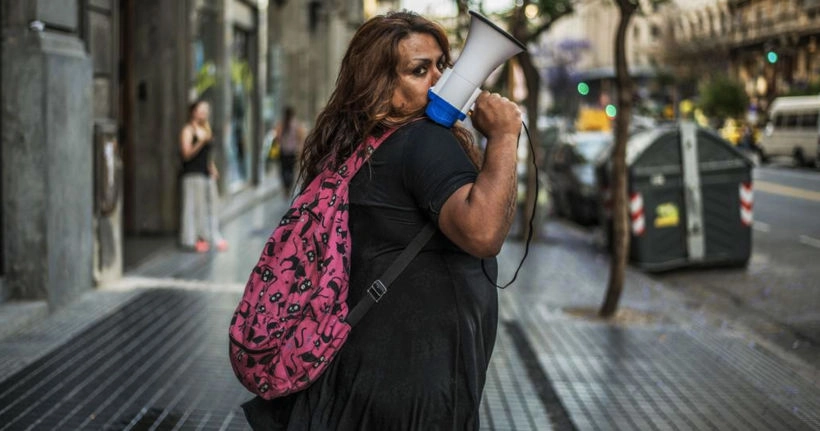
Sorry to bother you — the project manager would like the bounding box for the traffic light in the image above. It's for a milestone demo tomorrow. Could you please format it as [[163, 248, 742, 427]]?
[[766, 50, 778, 64], [577, 82, 590, 96]]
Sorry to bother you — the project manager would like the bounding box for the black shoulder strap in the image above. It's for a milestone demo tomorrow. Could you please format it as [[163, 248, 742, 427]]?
[[345, 223, 436, 327]]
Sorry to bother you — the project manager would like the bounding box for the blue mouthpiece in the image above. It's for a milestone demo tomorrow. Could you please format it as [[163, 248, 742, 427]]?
[[425, 90, 467, 128]]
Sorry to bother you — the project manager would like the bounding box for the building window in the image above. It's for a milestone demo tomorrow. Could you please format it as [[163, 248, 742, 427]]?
[[192, 9, 219, 99], [651, 24, 661, 39], [800, 113, 819, 129], [709, 11, 716, 36]]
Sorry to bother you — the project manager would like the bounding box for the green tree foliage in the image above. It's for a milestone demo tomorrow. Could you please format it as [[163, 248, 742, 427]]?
[[784, 79, 820, 97], [698, 75, 749, 121], [194, 61, 217, 97]]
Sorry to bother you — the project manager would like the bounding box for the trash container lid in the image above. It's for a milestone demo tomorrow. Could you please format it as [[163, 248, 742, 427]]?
[[597, 123, 753, 176], [626, 127, 669, 166], [626, 123, 753, 170], [693, 127, 755, 171]]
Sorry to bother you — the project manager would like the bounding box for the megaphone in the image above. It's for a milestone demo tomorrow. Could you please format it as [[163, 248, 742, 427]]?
[[426, 11, 526, 128]]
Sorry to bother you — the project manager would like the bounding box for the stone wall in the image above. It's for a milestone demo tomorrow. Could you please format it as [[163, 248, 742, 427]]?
[[1, 0, 94, 306]]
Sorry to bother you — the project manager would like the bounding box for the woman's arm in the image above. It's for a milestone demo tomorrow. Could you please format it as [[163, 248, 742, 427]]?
[[209, 160, 219, 180], [437, 92, 521, 258], [274, 123, 282, 142]]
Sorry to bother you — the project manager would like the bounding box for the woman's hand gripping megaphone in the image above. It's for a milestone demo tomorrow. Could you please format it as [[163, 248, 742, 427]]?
[[469, 91, 522, 141]]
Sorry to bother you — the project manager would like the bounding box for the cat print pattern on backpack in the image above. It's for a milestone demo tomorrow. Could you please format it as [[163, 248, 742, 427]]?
[[229, 127, 400, 399]]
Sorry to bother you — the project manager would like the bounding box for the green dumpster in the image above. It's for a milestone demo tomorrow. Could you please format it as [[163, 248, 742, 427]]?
[[597, 122, 754, 271]]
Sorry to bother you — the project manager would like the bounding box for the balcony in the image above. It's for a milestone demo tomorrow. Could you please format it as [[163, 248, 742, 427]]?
[[674, 6, 820, 52]]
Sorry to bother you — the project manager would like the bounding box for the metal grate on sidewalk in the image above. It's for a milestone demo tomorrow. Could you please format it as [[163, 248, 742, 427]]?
[[0, 289, 252, 431], [0, 288, 566, 431]]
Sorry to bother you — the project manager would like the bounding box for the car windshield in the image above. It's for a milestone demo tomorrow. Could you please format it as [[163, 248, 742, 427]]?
[[574, 134, 611, 162]]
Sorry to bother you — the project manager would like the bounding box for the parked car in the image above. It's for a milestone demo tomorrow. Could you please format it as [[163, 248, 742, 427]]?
[[546, 131, 613, 225]]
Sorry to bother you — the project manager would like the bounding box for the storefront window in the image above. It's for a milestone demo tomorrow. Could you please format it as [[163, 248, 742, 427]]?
[[226, 27, 254, 192], [192, 9, 219, 100]]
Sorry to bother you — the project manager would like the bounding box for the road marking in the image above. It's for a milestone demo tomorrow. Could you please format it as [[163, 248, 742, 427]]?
[[754, 181, 820, 202], [755, 166, 820, 183], [752, 221, 770, 233], [799, 235, 820, 249]]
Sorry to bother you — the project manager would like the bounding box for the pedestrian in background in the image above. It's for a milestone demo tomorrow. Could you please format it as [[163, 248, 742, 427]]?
[[274, 105, 306, 199], [242, 10, 520, 430], [179, 99, 228, 253]]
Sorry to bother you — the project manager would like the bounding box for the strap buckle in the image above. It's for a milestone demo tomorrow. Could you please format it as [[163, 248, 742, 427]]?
[[367, 280, 387, 303]]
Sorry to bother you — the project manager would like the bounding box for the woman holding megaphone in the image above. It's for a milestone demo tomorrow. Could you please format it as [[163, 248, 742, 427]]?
[[242, 10, 522, 430]]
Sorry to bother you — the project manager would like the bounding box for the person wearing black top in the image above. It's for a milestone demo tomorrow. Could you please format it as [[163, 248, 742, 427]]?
[[179, 100, 228, 253], [243, 11, 520, 430]]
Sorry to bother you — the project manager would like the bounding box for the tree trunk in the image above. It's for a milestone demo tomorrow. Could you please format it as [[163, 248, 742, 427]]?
[[518, 52, 542, 242], [455, 1, 470, 44], [600, 0, 636, 318], [510, 5, 542, 242]]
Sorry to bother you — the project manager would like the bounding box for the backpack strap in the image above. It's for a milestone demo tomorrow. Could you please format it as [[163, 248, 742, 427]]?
[[345, 222, 436, 327]]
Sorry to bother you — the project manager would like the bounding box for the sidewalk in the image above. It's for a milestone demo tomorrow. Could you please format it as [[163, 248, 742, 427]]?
[[494, 224, 820, 430], [0, 189, 818, 430]]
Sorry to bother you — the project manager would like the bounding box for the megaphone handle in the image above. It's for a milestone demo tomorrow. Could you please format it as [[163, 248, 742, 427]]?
[[462, 87, 483, 113]]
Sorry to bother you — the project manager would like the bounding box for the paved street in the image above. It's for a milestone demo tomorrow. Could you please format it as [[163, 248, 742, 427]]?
[[1, 184, 819, 430], [646, 164, 820, 367]]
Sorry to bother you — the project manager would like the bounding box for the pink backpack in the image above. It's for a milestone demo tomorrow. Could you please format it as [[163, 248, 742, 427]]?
[[229, 126, 434, 400]]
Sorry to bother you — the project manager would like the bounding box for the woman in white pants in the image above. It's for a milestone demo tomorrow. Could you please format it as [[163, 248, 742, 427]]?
[[179, 100, 228, 253]]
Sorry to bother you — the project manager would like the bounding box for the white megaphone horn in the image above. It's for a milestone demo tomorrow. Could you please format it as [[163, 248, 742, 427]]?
[[426, 11, 526, 128]]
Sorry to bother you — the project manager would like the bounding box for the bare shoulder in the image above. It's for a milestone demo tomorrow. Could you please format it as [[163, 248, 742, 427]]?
[[180, 124, 195, 144], [181, 123, 195, 135]]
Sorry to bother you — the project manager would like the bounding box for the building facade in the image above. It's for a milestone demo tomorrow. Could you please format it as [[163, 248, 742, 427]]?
[[543, 0, 666, 115], [660, 0, 820, 117], [541, 0, 820, 122], [1, 0, 360, 310]]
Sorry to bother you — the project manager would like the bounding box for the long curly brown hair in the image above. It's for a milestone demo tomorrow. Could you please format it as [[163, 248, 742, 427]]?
[[298, 10, 479, 187]]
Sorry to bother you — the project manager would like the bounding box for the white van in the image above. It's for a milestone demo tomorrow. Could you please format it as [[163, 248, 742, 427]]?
[[760, 95, 820, 166]]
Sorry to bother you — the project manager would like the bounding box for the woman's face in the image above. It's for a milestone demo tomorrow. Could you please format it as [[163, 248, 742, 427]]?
[[193, 102, 210, 122], [390, 32, 445, 116]]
